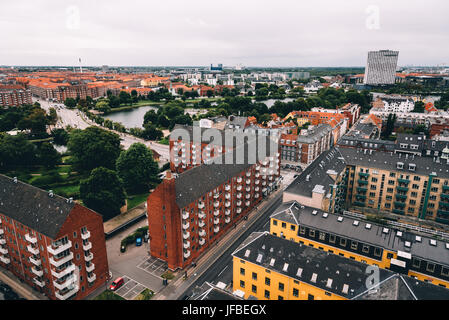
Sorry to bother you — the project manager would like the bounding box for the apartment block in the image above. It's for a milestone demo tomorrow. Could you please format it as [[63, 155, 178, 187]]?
[[148, 144, 281, 270], [268, 201, 449, 288], [0, 174, 109, 300], [0, 85, 32, 107], [363, 50, 399, 85], [232, 231, 449, 300]]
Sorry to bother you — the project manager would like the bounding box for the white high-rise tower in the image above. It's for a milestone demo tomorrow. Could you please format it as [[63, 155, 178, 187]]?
[[363, 50, 399, 85]]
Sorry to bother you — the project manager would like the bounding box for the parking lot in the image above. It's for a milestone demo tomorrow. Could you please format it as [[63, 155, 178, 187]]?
[[113, 276, 147, 300], [136, 256, 168, 279]]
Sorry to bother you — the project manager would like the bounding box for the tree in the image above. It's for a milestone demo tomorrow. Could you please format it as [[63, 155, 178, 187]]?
[[143, 110, 158, 126], [52, 128, 70, 146], [17, 108, 48, 134], [413, 101, 425, 113], [116, 143, 160, 194], [80, 167, 126, 220], [64, 98, 77, 109], [0, 133, 36, 168], [48, 108, 58, 125], [206, 90, 214, 98], [119, 91, 132, 105], [67, 126, 122, 172], [95, 100, 111, 113], [37, 142, 61, 168], [141, 124, 163, 141], [108, 95, 121, 108]]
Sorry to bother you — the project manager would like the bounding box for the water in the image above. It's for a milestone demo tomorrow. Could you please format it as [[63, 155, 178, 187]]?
[[102, 98, 296, 129], [104, 106, 159, 129]]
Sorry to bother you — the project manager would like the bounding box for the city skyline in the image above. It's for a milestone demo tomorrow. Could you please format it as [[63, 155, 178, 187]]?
[[1, 0, 448, 67]]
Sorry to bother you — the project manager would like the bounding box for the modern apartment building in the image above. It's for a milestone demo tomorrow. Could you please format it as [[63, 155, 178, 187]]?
[[268, 201, 449, 288], [0, 85, 32, 107], [0, 174, 109, 300], [363, 50, 399, 85], [232, 231, 449, 300], [147, 143, 281, 270]]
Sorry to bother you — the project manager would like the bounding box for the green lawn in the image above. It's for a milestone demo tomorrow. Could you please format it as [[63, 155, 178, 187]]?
[[94, 290, 125, 301], [135, 288, 154, 300], [127, 193, 149, 210], [158, 137, 169, 145]]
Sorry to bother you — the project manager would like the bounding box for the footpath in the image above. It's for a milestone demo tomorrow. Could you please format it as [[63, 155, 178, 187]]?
[[152, 189, 283, 300]]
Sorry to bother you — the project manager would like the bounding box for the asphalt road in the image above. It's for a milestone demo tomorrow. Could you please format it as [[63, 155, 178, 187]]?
[[181, 193, 283, 299]]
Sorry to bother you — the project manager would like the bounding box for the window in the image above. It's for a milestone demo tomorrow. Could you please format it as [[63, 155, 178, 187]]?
[[319, 232, 326, 241], [240, 280, 245, 288], [293, 288, 299, 297], [362, 245, 370, 254], [299, 226, 305, 235], [265, 277, 271, 286], [252, 285, 257, 294], [329, 234, 336, 244], [278, 282, 284, 291], [374, 248, 382, 257], [308, 294, 314, 300], [441, 267, 449, 277], [282, 222, 286, 228], [240, 268, 245, 275], [273, 220, 278, 226], [351, 241, 358, 250], [278, 296, 284, 300], [252, 272, 257, 280], [340, 238, 347, 246], [290, 225, 296, 231], [427, 263, 435, 273], [264, 290, 270, 299]]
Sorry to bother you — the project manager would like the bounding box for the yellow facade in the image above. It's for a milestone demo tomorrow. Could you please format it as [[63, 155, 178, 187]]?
[[233, 257, 346, 300]]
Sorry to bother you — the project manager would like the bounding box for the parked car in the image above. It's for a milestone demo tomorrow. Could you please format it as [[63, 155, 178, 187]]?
[[136, 237, 143, 247], [109, 277, 124, 291]]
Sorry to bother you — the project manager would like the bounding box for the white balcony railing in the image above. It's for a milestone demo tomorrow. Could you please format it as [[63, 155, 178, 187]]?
[[29, 255, 42, 266], [245, 201, 251, 206], [214, 202, 219, 208], [198, 202, 205, 209], [245, 179, 251, 185], [81, 231, 91, 240], [198, 212, 206, 219], [86, 263, 95, 273], [225, 210, 231, 216], [214, 226, 220, 233], [214, 218, 219, 225], [199, 229, 206, 237], [51, 264, 76, 279], [0, 247, 8, 255], [183, 232, 190, 240], [237, 201, 242, 206], [225, 217, 231, 224], [214, 210, 220, 217], [199, 238, 205, 246], [25, 233, 37, 244], [182, 222, 190, 230], [27, 245, 39, 255], [199, 221, 205, 228], [183, 241, 190, 249], [31, 266, 43, 277], [0, 239, 5, 245], [225, 185, 231, 191], [182, 211, 189, 220], [33, 278, 45, 288], [84, 253, 94, 262], [47, 241, 72, 256], [55, 286, 79, 301], [50, 252, 74, 268], [0, 256, 10, 264], [237, 177, 242, 183], [184, 250, 191, 259], [237, 208, 242, 214], [87, 273, 96, 283], [53, 274, 77, 291], [237, 193, 242, 199], [236, 185, 242, 191], [82, 242, 92, 251], [255, 187, 260, 192], [225, 201, 231, 207]]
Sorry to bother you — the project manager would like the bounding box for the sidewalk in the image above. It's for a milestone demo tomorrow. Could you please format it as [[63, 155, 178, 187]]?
[[0, 269, 48, 300], [152, 188, 283, 300]]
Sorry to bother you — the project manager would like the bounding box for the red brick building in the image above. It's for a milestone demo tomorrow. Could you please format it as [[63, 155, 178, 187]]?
[[0, 174, 109, 300], [148, 143, 281, 270], [0, 85, 32, 107]]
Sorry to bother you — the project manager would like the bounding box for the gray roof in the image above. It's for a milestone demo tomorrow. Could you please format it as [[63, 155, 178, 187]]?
[[270, 201, 449, 267], [225, 116, 248, 130], [174, 139, 278, 208], [296, 123, 332, 144], [191, 282, 243, 300], [0, 174, 75, 239], [284, 148, 346, 197], [338, 146, 449, 179], [338, 136, 396, 152], [354, 274, 449, 300], [232, 231, 393, 299]]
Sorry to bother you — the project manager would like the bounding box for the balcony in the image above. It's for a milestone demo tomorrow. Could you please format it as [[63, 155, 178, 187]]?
[[213, 193, 220, 199], [86, 263, 95, 273], [55, 286, 79, 301], [51, 264, 76, 279], [255, 187, 260, 192], [255, 173, 260, 178], [84, 253, 94, 262], [199, 220, 206, 228], [393, 209, 405, 215], [354, 201, 366, 207], [0, 238, 5, 245], [27, 244, 39, 255], [183, 231, 190, 240], [443, 185, 449, 192], [214, 202, 219, 208], [82, 242, 92, 251], [225, 201, 231, 207], [355, 195, 366, 201], [246, 187, 251, 192], [199, 229, 206, 237], [245, 201, 250, 206], [0, 229, 3, 235], [245, 194, 251, 199], [396, 194, 407, 201], [397, 178, 410, 185], [357, 180, 368, 186], [394, 202, 406, 208], [255, 180, 260, 185], [47, 241, 72, 256], [214, 226, 220, 233], [53, 274, 77, 291], [237, 177, 242, 183], [214, 218, 219, 225], [183, 241, 190, 249], [198, 212, 206, 219], [29, 255, 42, 266], [0, 247, 8, 255], [31, 266, 43, 277], [236, 208, 242, 214], [25, 233, 37, 244], [396, 186, 409, 193], [237, 193, 242, 199], [262, 181, 267, 186], [214, 210, 220, 217], [437, 209, 449, 217], [237, 201, 242, 206], [184, 250, 191, 259], [198, 202, 205, 209], [358, 172, 370, 178], [0, 256, 10, 264], [441, 194, 449, 201], [245, 179, 251, 184], [236, 185, 242, 191], [50, 252, 74, 268], [199, 238, 205, 246], [255, 194, 260, 198], [87, 273, 96, 283], [225, 185, 231, 191], [33, 278, 45, 288], [225, 210, 231, 216], [182, 222, 190, 230], [81, 231, 91, 240], [256, 165, 261, 171], [225, 217, 231, 224], [182, 211, 189, 220], [357, 187, 367, 193], [246, 171, 251, 177]]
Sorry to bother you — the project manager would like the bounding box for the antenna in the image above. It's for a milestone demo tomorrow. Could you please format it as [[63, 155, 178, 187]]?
[[79, 57, 83, 73]]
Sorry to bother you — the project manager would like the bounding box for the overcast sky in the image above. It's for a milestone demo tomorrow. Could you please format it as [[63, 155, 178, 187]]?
[[1, 0, 448, 67]]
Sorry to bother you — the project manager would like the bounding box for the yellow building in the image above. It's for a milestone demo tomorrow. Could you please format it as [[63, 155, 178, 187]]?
[[268, 201, 449, 288]]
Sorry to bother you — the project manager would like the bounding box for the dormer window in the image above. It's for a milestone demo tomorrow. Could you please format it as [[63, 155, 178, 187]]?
[[397, 162, 404, 170]]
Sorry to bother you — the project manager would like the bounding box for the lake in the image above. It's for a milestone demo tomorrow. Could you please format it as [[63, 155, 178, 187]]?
[[103, 98, 296, 129]]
